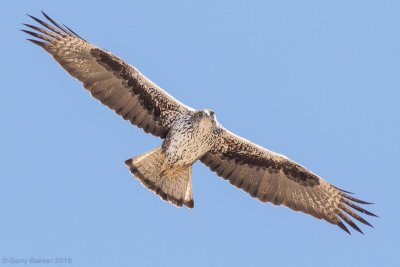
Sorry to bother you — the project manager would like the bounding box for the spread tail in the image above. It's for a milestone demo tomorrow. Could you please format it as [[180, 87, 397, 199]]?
[[124, 147, 194, 208]]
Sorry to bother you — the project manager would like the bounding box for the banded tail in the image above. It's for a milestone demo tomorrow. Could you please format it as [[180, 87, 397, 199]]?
[[125, 147, 194, 208]]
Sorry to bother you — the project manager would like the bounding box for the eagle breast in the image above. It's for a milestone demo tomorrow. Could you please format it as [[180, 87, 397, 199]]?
[[162, 109, 219, 166]]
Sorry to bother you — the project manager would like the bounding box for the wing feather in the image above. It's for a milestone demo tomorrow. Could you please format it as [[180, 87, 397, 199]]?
[[23, 12, 193, 138], [201, 128, 376, 234]]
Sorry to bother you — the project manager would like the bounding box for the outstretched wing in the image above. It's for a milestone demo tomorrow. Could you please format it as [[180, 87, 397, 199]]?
[[22, 12, 193, 138], [201, 128, 377, 234]]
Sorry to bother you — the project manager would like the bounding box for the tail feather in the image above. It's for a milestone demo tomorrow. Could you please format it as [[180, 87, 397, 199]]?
[[125, 147, 194, 208]]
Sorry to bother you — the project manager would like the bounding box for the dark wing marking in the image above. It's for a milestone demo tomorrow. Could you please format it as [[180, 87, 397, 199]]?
[[201, 129, 377, 234], [23, 12, 193, 138]]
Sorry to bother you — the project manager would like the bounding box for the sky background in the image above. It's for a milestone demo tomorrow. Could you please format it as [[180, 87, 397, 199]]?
[[1, 1, 399, 266]]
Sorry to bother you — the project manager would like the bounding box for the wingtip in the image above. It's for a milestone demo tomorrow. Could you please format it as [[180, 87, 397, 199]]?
[[337, 221, 351, 235], [20, 29, 29, 34], [26, 14, 39, 21], [367, 211, 378, 219], [354, 225, 364, 235], [365, 202, 374, 206], [333, 185, 354, 194], [26, 38, 45, 46], [343, 193, 374, 205], [41, 10, 50, 20], [363, 219, 374, 228]]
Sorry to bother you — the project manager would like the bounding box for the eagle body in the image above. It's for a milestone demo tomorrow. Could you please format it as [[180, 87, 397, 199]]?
[[163, 109, 220, 167], [23, 12, 377, 234]]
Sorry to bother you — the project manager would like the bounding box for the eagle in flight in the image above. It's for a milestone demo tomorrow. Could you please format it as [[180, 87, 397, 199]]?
[[23, 12, 377, 234]]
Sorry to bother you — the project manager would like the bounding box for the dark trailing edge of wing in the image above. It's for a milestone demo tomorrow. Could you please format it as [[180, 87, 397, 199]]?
[[23, 12, 182, 139], [201, 148, 377, 235]]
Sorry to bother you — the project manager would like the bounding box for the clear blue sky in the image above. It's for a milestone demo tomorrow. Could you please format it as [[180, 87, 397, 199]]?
[[1, 1, 399, 266]]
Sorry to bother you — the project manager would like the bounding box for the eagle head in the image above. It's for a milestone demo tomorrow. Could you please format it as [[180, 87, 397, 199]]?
[[194, 109, 217, 127]]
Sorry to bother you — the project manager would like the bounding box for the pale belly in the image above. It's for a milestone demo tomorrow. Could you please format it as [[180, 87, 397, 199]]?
[[164, 126, 215, 166]]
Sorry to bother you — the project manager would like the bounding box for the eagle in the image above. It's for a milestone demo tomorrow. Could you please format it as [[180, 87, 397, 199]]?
[[22, 12, 376, 234]]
